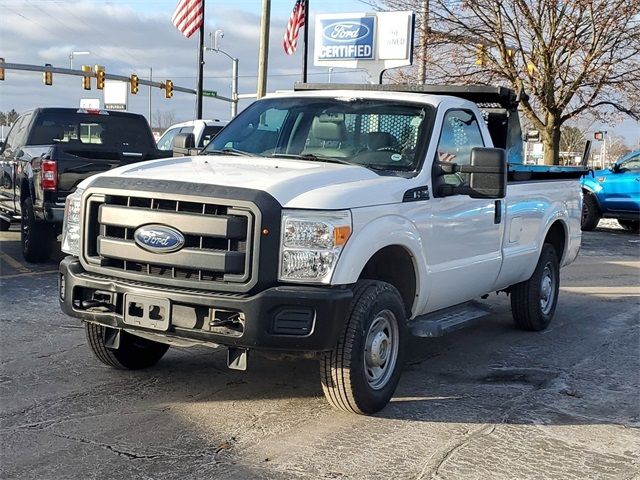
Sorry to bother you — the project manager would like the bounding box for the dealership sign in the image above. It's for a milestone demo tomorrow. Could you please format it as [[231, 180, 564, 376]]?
[[318, 17, 375, 60], [314, 11, 414, 77]]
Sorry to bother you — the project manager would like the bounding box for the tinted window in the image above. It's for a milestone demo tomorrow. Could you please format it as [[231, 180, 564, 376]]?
[[28, 111, 153, 148], [2, 116, 25, 151], [157, 127, 180, 150], [199, 125, 224, 147]]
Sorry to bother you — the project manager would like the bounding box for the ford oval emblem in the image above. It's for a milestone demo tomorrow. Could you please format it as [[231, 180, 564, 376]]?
[[134, 225, 185, 253], [322, 21, 370, 43]]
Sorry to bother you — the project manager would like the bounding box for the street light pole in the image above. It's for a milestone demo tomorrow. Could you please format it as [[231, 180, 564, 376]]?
[[69, 50, 90, 70], [206, 30, 239, 118], [148, 67, 152, 125]]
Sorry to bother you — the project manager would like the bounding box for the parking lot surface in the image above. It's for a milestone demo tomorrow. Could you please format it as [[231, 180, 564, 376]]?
[[1, 220, 639, 479]]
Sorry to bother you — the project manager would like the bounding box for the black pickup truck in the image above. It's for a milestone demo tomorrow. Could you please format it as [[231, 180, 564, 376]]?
[[0, 107, 166, 262]]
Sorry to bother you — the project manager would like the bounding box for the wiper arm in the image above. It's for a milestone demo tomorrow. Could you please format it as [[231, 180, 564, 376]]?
[[269, 153, 354, 166], [203, 148, 252, 157]]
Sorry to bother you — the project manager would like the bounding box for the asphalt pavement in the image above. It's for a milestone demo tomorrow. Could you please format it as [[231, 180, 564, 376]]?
[[1, 220, 638, 479]]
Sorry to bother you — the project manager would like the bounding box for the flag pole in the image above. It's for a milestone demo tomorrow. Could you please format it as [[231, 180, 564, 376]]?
[[302, 0, 309, 82], [196, 0, 205, 119]]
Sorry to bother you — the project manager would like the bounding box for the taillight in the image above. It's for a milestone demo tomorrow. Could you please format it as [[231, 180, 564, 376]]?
[[41, 160, 58, 191]]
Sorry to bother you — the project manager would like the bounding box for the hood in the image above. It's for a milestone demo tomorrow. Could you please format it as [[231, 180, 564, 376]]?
[[80, 154, 410, 209]]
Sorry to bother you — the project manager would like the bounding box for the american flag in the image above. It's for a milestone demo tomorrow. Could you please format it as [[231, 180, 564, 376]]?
[[283, 0, 306, 55], [172, 0, 204, 39]]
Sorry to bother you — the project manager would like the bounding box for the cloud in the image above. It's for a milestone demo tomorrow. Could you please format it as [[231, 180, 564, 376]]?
[[0, 1, 365, 126]]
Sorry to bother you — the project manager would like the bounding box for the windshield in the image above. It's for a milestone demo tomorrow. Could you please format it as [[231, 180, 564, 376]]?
[[203, 97, 433, 172]]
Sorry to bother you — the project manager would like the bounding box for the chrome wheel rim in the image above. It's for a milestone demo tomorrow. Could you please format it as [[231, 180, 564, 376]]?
[[21, 213, 29, 251], [363, 309, 399, 390], [539, 264, 556, 315]]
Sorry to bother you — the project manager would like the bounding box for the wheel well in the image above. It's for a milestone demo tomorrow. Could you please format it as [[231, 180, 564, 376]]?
[[358, 245, 416, 314], [544, 221, 566, 263]]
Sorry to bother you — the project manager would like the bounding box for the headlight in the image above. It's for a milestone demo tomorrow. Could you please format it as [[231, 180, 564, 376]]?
[[279, 210, 351, 283], [61, 188, 84, 256]]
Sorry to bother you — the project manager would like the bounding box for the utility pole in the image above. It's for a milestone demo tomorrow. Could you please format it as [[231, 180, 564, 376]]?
[[419, 0, 429, 84], [148, 67, 152, 125], [257, 0, 271, 98]]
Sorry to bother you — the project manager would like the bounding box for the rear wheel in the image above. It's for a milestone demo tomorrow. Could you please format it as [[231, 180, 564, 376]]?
[[618, 219, 640, 233], [581, 194, 600, 231], [21, 197, 55, 263], [510, 244, 560, 331], [320, 280, 407, 414], [85, 323, 169, 370], [0, 218, 9, 231]]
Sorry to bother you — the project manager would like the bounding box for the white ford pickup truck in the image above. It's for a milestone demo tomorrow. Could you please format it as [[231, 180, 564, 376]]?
[[59, 84, 584, 414]]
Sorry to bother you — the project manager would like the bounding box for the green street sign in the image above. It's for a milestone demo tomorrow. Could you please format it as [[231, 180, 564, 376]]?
[[202, 90, 217, 97]]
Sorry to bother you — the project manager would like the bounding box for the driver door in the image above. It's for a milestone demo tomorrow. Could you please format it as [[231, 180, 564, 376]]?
[[601, 153, 640, 212], [421, 109, 505, 311]]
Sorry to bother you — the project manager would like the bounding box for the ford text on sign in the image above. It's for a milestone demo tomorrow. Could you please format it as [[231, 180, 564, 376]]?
[[317, 17, 375, 60]]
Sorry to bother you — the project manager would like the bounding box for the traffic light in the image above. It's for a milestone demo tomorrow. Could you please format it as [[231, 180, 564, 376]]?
[[475, 44, 487, 66], [43, 63, 53, 86], [164, 80, 173, 98], [594, 131, 606, 141], [130, 74, 139, 94], [94, 65, 105, 89], [0, 58, 4, 81], [81, 65, 91, 90]]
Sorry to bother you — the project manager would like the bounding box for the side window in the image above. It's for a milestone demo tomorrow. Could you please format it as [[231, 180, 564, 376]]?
[[4, 114, 29, 151], [435, 110, 484, 190], [157, 128, 180, 150], [620, 154, 640, 171], [436, 110, 484, 165]]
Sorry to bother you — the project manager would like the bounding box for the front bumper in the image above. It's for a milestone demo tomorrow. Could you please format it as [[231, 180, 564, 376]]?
[[59, 257, 353, 351]]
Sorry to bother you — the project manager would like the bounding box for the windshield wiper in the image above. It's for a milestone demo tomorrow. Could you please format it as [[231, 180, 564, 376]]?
[[268, 153, 354, 166], [203, 148, 252, 157]]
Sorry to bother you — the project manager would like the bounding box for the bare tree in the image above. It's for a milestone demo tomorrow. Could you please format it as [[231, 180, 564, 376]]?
[[382, 0, 640, 164], [153, 110, 177, 131]]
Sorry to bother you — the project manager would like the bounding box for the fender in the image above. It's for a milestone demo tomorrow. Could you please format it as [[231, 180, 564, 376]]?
[[331, 214, 430, 316]]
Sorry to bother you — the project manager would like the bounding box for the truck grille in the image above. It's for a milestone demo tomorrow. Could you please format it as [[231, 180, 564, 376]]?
[[81, 191, 257, 292]]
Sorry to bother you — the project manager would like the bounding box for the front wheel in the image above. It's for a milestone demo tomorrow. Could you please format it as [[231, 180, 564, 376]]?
[[618, 219, 639, 233], [581, 194, 600, 231], [85, 323, 170, 370], [510, 244, 560, 331], [320, 280, 407, 414]]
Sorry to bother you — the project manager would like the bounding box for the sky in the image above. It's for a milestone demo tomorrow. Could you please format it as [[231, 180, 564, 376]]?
[[0, 0, 638, 146]]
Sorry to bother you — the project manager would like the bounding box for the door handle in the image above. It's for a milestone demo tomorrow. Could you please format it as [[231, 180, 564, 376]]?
[[494, 200, 502, 224]]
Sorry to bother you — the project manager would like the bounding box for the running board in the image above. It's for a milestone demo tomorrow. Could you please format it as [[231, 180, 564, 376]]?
[[409, 301, 492, 337]]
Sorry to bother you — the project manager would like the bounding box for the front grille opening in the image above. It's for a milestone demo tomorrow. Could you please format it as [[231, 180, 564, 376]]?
[[204, 204, 227, 216], [178, 201, 204, 214], [105, 225, 126, 239], [202, 237, 231, 251], [130, 197, 152, 208], [154, 199, 178, 211], [126, 261, 145, 272]]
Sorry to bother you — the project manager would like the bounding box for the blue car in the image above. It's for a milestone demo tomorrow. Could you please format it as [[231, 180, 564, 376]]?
[[581, 149, 640, 232]]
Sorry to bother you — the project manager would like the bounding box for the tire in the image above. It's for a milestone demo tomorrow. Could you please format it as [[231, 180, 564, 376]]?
[[618, 219, 640, 233], [510, 244, 560, 331], [21, 197, 55, 263], [320, 280, 407, 414], [581, 194, 600, 231], [85, 323, 169, 370], [0, 218, 9, 231]]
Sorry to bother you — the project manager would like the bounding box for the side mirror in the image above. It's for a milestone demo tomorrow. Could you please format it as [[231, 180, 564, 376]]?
[[463, 147, 507, 199], [172, 133, 197, 157], [611, 163, 621, 173]]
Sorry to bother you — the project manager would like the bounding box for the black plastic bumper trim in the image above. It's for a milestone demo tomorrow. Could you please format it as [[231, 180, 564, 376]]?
[[59, 257, 353, 352]]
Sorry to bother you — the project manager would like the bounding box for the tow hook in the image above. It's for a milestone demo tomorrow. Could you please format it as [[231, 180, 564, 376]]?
[[227, 347, 248, 371]]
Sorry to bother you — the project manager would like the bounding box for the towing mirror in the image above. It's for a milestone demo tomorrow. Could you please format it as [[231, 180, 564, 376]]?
[[462, 147, 507, 199], [172, 133, 198, 157]]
